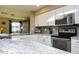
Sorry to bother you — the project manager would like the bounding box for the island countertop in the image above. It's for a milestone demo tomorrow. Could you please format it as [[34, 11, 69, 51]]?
[[0, 35, 70, 54]]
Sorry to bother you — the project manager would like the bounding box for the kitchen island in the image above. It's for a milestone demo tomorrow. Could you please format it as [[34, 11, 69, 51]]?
[[0, 34, 70, 54]]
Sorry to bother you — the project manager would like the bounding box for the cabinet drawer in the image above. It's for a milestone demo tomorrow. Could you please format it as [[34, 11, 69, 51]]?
[[71, 40, 79, 45], [71, 46, 79, 54]]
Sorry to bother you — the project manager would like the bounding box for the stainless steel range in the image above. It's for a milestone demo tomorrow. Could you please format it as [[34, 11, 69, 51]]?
[[51, 28, 77, 52]]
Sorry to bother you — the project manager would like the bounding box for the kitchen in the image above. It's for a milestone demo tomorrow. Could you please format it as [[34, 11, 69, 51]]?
[[0, 5, 79, 54], [34, 5, 79, 54]]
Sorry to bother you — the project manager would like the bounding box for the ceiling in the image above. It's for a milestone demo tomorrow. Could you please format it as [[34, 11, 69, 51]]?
[[0, 5, 64, 20], [0, 5, 46, 19]]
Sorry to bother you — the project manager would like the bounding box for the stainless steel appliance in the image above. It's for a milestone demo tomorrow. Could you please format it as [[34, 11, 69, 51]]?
[[51, 28, 77, 52], [55, 13, 75, 25], [52, 37, 71, 52]]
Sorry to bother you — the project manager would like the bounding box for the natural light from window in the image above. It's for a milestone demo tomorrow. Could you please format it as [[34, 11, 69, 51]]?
[[12, 22, 21, 33]]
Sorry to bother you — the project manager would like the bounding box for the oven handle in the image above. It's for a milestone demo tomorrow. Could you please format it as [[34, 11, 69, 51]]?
[[53, 38, 70, 41]]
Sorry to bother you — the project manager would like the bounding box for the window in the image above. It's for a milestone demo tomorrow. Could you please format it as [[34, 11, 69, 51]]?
[[11, 22, 21, 33]]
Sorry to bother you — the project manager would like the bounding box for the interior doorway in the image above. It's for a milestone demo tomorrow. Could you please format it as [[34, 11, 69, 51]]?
[[11, 22, 21, 33]]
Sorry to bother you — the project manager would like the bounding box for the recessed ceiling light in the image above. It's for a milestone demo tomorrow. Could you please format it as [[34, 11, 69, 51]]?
[[1, 12, 7, 14], [11, 14, 14, 16]]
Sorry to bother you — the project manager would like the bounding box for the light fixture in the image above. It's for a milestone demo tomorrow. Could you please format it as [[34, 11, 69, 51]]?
[[11, 14, 14, 16], [1, 12, 7, 14]]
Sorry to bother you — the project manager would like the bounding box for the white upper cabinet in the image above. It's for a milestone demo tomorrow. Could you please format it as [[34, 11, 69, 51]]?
[[35, 5, 79, 26], [74, 5, 79, 24], [35, 9, 55, 26], [63, 6, 74, 12], [46, 10, 55, 26], [35, 15, 41, 26], [54, 6, 64, 17]]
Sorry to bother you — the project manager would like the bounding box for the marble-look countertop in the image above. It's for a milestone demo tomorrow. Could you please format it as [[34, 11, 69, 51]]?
[[0, 36, 70, 54]]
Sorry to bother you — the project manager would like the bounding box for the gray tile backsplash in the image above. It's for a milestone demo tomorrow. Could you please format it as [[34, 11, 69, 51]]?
[[41, 28, 49, 34], [35, 27, 59, 35], [52, 28, 58, 35]]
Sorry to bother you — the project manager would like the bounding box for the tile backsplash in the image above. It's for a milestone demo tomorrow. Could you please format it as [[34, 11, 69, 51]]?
[[77, 28, 79, 36], [35, 27, 59, 35]]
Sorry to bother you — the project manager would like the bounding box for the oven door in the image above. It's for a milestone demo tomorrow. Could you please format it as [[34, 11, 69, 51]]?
[[53, 38, 71, 52]]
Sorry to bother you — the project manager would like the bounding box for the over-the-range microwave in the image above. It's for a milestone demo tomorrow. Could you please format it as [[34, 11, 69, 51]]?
[[55, 13, 75, 25]]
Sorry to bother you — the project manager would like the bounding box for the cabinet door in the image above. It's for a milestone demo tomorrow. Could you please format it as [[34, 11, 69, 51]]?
[[71, 39, 79, 54], [63, 6, 74, 13], [47, 10, 55, 26], [71, 46, 79, 54], [35, 16, 41, 26], [35, 16, 38, 26], [54, 6, 64, 20], [35, 14, 47, 26], [74, 5, 79, 24], [71, 39, 79, 45], [35, 10, 55, 26]]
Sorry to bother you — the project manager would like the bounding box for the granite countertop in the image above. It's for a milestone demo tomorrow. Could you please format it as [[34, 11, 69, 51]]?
[[0, 37, 70, 54], [32, 34, 51, 36]]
